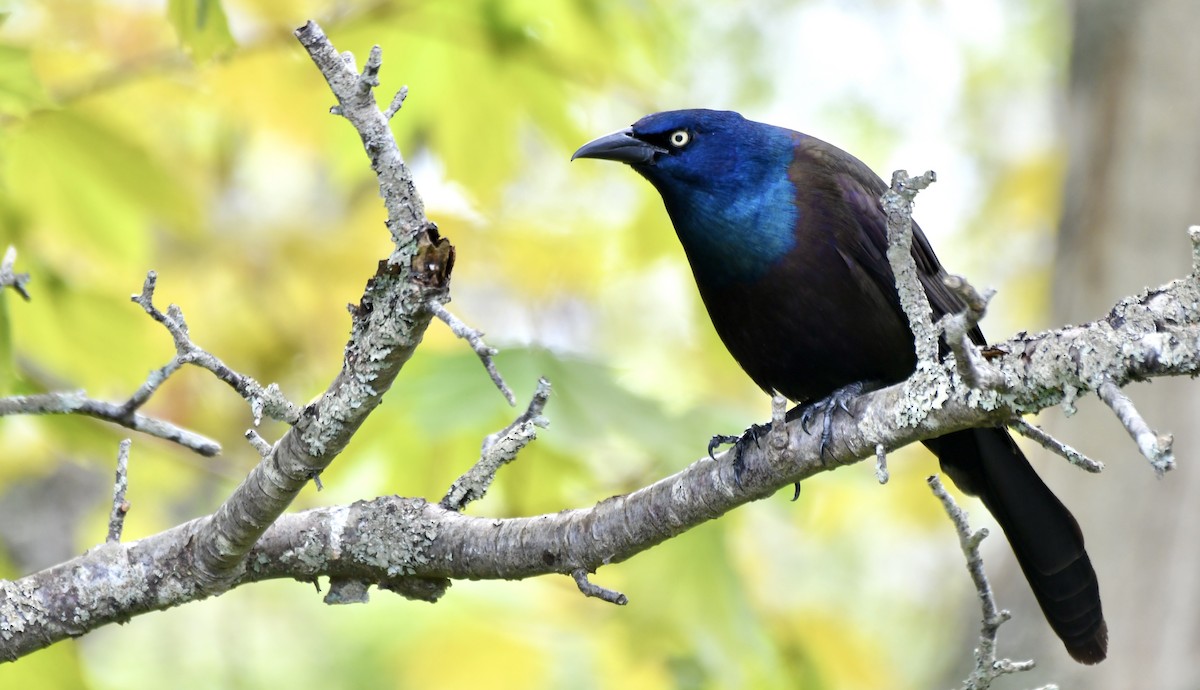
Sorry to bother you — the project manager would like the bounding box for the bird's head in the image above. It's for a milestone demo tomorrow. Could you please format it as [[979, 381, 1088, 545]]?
[[572, 109, 800, 285], [572, 109, 799, 213], [572, 109, 761, 188]]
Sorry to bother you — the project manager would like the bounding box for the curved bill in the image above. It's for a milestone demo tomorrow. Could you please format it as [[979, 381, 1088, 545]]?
[[571, 128, 666, 164]]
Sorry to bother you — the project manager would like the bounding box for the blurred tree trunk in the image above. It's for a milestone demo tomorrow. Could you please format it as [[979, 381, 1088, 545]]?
[[999, 0, 1200, 687]]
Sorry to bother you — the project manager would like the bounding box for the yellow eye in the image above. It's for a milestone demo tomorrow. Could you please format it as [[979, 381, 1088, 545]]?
[[669, 130, 690, 147]]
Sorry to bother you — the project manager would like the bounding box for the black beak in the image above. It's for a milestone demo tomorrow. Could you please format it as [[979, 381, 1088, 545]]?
[[571, 128, 666, 165]]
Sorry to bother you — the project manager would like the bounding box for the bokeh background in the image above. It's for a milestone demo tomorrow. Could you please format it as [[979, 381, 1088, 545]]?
[[2, 1, 1198, 688]]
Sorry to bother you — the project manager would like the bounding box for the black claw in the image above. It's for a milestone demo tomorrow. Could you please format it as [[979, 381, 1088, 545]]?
[[709, 422, 775, 489], [731, 445, 747, 487], [707, 434, 741, 461], [791, 482, 801, 501], [820, 405, 835, 460], [795, 381, 871, 462]]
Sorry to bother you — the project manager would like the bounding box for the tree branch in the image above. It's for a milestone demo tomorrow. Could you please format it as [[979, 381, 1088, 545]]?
[[928, 476, 1036, 689], [3, 21, 1197, 669], [185, 21, 454, 591], [4, 244, 1199, 658], [0, 391, 221, 456]]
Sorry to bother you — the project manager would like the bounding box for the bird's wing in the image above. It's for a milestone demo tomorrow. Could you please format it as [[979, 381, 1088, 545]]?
[[796, 138, 986, 346]]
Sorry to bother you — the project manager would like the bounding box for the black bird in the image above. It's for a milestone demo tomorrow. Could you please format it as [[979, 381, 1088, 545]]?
[[572, 109, 1107, 664]]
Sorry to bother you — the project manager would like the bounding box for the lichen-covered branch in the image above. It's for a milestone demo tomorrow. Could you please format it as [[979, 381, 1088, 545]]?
[[3, 215, 1199, 662], [128, 271, 301, 426], [882, 169, 940, 366], [187, 22, 454, 591], [0, 391, 220, 456], [441, 378, 551, 511], [106, 439, 132, 543], [928, 476, 1036, 689]]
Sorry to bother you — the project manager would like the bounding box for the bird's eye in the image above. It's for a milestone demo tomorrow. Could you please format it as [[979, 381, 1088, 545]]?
[[669, 130, 690, 148]]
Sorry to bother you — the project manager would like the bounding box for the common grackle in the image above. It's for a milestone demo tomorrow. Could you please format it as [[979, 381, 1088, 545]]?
[[573, 109, 1107, 664]]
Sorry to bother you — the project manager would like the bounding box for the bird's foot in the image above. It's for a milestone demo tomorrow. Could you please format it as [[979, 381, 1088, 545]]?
[[791, 382, 868, 462], [708, 422, 772, 486]]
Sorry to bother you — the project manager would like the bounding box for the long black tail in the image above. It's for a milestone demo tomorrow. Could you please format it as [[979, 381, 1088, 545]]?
[[923, 427, 1107, 664]]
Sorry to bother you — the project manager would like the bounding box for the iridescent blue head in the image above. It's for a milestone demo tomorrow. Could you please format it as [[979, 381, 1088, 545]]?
[[573, 109, 800, 286]]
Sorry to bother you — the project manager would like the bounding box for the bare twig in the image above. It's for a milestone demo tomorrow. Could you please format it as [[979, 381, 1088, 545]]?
[[941, 274, 1005, 390], [441, 378, 551, 511], [1096, 381, 1174, 476], [384, 85, 408, 120], [483, 377, 551, 455], [106, 439, 132, 543], [881, 169, 939, 365], [129, 271, 302, 424], [874, 443, 889, 484], [928, 475, 1037, 690], [571, 568, 627, 605], [768, 393, 789, 454], [0, 391, 220, 456], [0, 246, 31, 301], [244, 429, 274, 458], [182, 22, 452, 590], [430, 298, 515, 406], [1009, 418, 1103, 473]]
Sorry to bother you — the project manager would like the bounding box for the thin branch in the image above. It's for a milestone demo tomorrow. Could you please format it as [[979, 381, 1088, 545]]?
[[106, 439, 132, 543], [430, 298, 516, 406], [483, 377, 551, 455], [129, 271, 302, 424], [244, 429, 274, 458], [881, 169, 940, 366], [875, 443, 889, 484], [442, 378, 551, 511], [941, 274, 1005, 390], [1009, 418, 1103, 473], [928, 476, 1037, 690], [5, 259, 1200, 660], [384, 85, 408, 120], [0, 246, 31, 301], [1096, 381, 1174, 476], [0, 391, 220, 456], [183, 21, 451, 591], [571, 569, 627, 605]]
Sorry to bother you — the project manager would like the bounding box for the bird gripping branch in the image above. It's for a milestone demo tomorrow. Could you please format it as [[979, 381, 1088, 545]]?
[[573, 109, 1107, 664]]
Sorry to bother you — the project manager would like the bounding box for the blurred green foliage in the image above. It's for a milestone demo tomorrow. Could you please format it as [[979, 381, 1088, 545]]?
[[0, 0, 1068, 688]]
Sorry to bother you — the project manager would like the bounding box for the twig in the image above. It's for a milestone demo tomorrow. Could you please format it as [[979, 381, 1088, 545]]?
[[384, 85, 408, 120], [928, 475, 1037, 690], [941, 274, 1005, 390], [881, 170, 939, 365], [429, 298, 516, 406], [441, 378, 551, 511], [1096, 381, 1174, 476], [129, 271, 302, 424], [571, 568, 627, 605], [874, 444, 889, 484], [245, 429, 274, 457], [106, 439, 132, 543], [0, 246, 31, 301], [0, 391, 220, 456], [1008, 418, 1103, 473]]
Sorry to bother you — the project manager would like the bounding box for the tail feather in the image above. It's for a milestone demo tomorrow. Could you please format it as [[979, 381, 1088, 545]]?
[[923, 427, 1108, 664]]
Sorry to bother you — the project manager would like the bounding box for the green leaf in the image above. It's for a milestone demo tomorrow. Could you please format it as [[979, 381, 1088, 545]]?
[[167, 0, 236, 62]]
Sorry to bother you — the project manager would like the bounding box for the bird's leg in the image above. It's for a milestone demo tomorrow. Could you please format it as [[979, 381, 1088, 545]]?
[[708, 422, 773, 485], [790, 381, 872, 461]]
